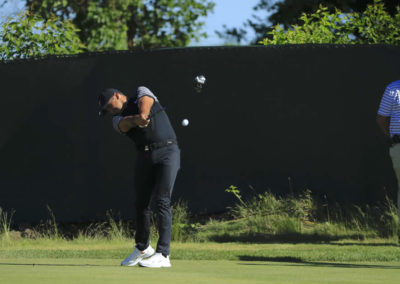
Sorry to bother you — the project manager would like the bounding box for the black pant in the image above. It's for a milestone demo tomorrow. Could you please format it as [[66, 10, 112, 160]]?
[[134, 144, 180, 255]]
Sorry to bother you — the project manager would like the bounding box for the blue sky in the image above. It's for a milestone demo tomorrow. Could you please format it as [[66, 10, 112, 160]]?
[[0, 0, 268, 46], [0, 0, 24, 19], [195, 0, 265, 46]]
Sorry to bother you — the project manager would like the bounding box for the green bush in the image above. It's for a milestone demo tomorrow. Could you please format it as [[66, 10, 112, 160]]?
[[378, 197, 399, 238], [105, 210, 130, 240], [283, 190, 314, 221], [221, 185, 399, 242], [225, 186, 314, 222], [0, 12, 85, 60], [0, 207, 14, 240], [272, 216, 302, 235], [170, 200, 200, 242], [222, 186, 314, 239], [261, 0, 400, 45]]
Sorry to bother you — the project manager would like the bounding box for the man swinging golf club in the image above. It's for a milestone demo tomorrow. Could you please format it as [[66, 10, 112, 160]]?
[[98, 86, 180, 268]]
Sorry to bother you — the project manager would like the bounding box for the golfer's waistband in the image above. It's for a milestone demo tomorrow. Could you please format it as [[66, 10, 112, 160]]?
[[138, 140, 178, 152]]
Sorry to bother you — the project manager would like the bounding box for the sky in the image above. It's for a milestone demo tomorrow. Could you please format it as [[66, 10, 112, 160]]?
[[0, 0, 268, 46], [195, 0, 264, 46]]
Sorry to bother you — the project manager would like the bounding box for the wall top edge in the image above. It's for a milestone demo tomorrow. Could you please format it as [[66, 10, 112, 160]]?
[[1, 44, 399, 65]]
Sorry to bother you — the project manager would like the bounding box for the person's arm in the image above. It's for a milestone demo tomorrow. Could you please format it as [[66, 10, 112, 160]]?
[[377, 84, 395, 138], [137, 95, 154, 119], [116, 96, 155, 133], [376, 114, 391, 137], [117, 115, 143, 133]]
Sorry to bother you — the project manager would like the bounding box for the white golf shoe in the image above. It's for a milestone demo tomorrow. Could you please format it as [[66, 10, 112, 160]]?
[[120, 245, 155, 267], [138, 252, 171, 268]]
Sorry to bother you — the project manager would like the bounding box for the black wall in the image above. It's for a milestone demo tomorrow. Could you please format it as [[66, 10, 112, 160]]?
[[0, 45, 398, 224]]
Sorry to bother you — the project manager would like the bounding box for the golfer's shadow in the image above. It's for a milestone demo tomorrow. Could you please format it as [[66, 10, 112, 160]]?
[[238, 256, 400, 269]]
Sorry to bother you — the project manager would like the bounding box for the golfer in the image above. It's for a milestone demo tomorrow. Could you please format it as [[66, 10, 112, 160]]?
[[377, 80, 400, 237], [98, 86, 180, 268]]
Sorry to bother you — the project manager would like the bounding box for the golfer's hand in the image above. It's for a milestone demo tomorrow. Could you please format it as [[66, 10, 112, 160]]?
[[134, 114, 150, 128]]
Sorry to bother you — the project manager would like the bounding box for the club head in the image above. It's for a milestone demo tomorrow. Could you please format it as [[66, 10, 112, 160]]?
[[194, 75, 206, 93]]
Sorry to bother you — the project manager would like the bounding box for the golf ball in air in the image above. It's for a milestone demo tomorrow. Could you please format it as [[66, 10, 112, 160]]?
[[181, 119, 189, 127]]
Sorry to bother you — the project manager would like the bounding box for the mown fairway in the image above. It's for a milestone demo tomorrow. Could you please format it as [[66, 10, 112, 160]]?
[[0, 258, 399, 284], [1, 241, 400, 283]]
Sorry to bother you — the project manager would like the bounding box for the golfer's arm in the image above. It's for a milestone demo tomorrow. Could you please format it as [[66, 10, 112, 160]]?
[[376, 114, 391, 137], [118, 116, 138, 133], [138, 95, 154, 118], [117, 96, 155, 133]]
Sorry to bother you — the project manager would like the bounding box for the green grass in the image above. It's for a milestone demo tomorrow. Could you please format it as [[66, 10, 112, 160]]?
[[0, 239, 399, 262], [1, 191, 399, 283], [1, 189, 398, 245], [0, 258, 399, 284], [195, 218, 386, 243], [1, 226, 399, 283], [217, 187, 399, 242]]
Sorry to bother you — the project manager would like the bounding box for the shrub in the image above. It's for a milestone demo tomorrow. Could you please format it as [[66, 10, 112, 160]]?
[[0, 207, 14, 239], [171, 200, 200, 242], [260, 0, 400, 45]]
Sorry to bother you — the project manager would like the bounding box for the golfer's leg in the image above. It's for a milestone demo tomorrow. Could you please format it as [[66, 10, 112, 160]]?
[[392, 168, 400, 230], [395, 168, 400, 233], [389, 144, 400, 235], [392, 168, 400, 235], [153, 147, 180, 255], [134, 154, 155, 250]]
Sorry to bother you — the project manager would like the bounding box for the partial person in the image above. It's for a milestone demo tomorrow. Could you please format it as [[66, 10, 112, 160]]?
[[377, 80, 400, 237]]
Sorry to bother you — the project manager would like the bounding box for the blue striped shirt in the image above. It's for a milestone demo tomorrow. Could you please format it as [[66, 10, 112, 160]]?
[[378, 80, 400, 136]]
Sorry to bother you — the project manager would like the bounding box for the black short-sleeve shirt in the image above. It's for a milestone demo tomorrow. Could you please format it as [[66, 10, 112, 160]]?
[[112, 86, 177, 147]]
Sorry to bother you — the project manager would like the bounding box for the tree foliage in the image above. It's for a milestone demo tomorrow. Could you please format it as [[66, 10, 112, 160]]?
[[218, 0, 400, 44], [0, 12, 85, 60], [26, 0, 215, 50], [259, 0, 400, 28], [260, 0, 400, 45]]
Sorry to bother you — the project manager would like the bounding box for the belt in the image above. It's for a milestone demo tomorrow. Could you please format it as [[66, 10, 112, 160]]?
[[139, 140, 177, 152]]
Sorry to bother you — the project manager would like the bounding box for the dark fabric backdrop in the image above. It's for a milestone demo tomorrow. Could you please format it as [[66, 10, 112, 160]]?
[[0, 45, 398, 224]]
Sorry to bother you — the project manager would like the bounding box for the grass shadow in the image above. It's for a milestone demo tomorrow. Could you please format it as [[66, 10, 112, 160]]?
[[240, 256, 302, 262], [329, 242, 399, 247], [207, 232, 372, 244], [238, 256, 400, 269]]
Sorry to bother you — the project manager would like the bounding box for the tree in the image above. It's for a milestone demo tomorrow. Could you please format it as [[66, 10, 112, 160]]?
[[260, 0, 400, 45], [25, 0, 215, 51], [0, 12, 85, 60], [218, 0, 400, 44], [258, 0, 400, 28]]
